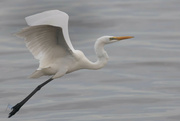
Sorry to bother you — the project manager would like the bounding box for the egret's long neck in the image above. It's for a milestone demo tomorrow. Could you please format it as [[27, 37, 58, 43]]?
[[86, 39, 109, 70]]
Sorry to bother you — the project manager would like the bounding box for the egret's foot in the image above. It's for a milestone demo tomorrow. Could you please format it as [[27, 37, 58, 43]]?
[[8, 103, 22, 118], [8, 77, 53, 118]]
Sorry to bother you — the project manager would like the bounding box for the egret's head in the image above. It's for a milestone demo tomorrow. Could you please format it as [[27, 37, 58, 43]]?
[[98, 36, 134, 44]]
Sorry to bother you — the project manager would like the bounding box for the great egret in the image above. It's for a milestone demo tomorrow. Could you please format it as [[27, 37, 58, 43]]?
[[8, 10, 133, 118]]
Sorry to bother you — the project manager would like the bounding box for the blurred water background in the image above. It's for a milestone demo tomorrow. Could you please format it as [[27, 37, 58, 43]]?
[[0, 0, 180, 121]]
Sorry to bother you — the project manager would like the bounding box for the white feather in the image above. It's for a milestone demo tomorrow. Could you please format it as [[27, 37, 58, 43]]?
[[25, 10, 75, 52], [17, 25, 72, 69]]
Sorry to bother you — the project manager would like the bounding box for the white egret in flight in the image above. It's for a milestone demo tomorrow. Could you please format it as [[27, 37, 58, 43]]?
[[8, 10, 133, 118]]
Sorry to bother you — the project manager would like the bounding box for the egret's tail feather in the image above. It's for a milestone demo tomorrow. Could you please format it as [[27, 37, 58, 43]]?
[[29, 70, 44, 78]]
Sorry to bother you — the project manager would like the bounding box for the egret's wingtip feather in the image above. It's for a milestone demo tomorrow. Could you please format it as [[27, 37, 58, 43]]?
[[15, 32, 24, 38], [15, 27, 31, 38]]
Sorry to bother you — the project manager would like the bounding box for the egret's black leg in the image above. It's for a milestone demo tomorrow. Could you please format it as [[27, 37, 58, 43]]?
[[8, 77, 53, 118]]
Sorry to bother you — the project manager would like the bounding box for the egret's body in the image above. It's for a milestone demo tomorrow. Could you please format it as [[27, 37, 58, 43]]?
[[9, 10, 133, 118]]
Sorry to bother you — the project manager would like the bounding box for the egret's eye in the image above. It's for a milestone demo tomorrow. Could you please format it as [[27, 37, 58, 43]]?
[[109, 37, 116, 40]]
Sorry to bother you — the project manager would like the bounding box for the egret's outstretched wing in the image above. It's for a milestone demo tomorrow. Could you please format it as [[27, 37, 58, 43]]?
[[17, 25, 72, 68], [16, 10, 75, 68], [25, 10, 75, 52]]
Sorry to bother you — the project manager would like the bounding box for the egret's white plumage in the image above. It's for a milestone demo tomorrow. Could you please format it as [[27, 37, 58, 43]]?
[[9, 10, 133, 118], [17, 10, 133, 79]]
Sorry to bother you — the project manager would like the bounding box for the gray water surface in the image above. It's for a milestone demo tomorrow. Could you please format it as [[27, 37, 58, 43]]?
[[0, 0, 180, 121]]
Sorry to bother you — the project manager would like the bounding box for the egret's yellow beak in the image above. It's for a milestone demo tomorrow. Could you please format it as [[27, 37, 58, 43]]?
[[110, 36, 134, 41]]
